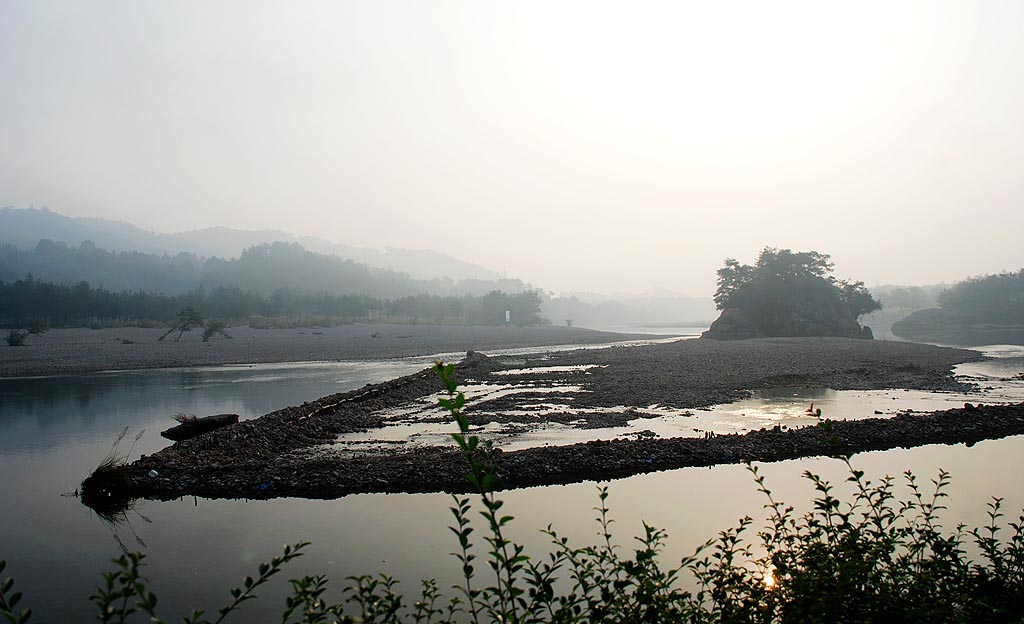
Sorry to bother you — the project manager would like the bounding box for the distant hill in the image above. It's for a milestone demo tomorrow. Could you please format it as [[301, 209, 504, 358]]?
[[0, 206, 169, 252], [0, 237, 530, 299], [0, 207, 502, 282], [891, 270, 1024, 346]]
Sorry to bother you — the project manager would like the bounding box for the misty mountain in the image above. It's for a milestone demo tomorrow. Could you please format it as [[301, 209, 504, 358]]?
[[202, 242, 424, 298], [0, 239, 528, 299], [0, 206, 171, 253], [0, 207, 503, 282], [0, 239, 204, 294]]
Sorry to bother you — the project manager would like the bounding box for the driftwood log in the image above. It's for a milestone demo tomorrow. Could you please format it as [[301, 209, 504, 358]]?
[[161, 414, 239, 442]]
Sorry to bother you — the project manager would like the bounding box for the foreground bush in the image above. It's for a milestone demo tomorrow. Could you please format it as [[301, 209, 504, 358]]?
[[3, 363, 1023, 623]]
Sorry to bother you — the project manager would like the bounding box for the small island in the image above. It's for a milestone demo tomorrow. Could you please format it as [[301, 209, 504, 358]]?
[[702, 248, 879, 340]]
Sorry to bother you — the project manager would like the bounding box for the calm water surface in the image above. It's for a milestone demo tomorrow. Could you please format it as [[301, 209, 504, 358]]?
[[1, 342, 1023, 622]]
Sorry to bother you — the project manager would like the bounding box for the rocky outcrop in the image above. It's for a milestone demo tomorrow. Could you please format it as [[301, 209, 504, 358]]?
[[892, 308, 1024, 346], [700, 308, 762, 340], [702, 307, 870, 341], [161, 414, 239, 441]]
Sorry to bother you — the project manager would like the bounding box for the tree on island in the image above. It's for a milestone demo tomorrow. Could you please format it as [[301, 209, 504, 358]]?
[[703, 247, 880, 340]]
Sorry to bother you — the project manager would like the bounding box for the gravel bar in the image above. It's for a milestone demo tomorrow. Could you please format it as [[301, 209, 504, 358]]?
[[0, 324, 657, 377], [79, 337, 1006, 508]]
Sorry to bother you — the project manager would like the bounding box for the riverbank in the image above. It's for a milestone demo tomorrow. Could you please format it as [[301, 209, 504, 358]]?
[[0, 323, 660, 377], [80, 336, 1005, 506]]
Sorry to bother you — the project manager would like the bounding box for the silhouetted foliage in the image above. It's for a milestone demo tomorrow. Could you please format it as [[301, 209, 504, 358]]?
[[708, 248, 880, 339], [5, 329, 28, 346], [201, 320, 232, 342]]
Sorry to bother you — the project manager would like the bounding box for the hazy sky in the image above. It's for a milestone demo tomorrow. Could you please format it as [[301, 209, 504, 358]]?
[[2, 1, 1023, 296]]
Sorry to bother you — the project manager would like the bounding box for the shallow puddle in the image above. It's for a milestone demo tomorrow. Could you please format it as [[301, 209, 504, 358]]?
[[491, 364, 607, 376]]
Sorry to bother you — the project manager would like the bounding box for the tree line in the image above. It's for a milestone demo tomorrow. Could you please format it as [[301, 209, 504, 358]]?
[[937, 269, 1024, 324], [0, 276, 547, 328]]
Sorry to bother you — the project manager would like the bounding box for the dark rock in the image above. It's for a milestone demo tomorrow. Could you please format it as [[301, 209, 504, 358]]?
[[161, 414, 239, 441], [701, 308, 761, 340], [464, 350, 490, 365], [702, 307, 870, 341]]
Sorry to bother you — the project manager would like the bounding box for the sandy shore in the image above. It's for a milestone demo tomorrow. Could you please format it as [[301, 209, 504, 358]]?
[[79, 336, 1005, 507], [0, 324, 660, 377]]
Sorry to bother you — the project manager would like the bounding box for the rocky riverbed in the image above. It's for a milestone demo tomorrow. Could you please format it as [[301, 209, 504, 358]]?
[[83, 337, 1018, 508]]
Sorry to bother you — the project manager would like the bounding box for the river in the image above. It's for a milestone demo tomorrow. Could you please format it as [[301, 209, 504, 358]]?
[[1, 339, 1023, 621]]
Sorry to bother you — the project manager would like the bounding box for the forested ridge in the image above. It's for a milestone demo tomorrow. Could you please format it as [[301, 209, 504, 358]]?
[[937, 269, 1024, 323], [0, 240, 545, 328], [0, 239, 529, 299], [891, 269, 1024, 345]]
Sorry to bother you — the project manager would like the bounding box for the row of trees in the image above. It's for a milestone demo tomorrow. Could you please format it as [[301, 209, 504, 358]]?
[[0, 277, 547, 328]]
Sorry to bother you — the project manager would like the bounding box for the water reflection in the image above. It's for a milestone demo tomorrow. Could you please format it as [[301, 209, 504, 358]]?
[[1, 343, 1023, 622], [0, 361, 425, 454]]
